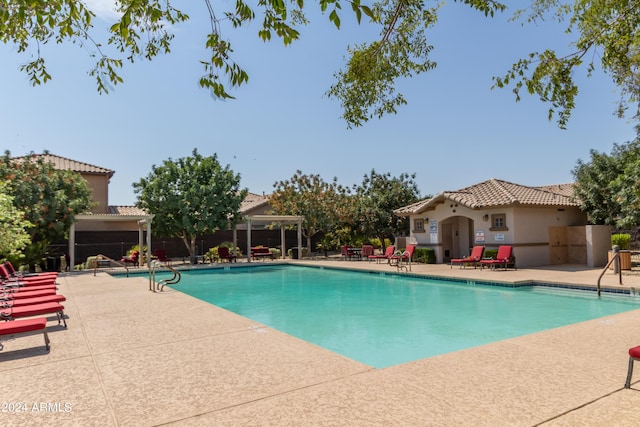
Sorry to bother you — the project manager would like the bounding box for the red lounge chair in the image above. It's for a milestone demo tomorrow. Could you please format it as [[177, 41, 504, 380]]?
[[389, 245, 416, 271], [450, 246, 485, 269], [361, 245, 375, 259], [2, 283, 58, 293], [480, 246, 515, 270], [0, 317, 50, 351], [121, 250, 139, 266], [0, 265, 57, 285], [368, 246, 395, 263], [153, 248, 172, 264], [2, 288, 57, 299], [4, 261, 58, 279], [625, 345, 640, 388], [340, 245, 359, 261], [2, 294, 66, 307], [1, 302, 66, 327], [218, 247, 237, 263]]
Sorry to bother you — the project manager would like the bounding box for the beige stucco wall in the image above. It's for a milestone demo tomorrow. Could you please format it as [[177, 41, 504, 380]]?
[[407, 201, 588, 267], [81, 174, 110, 214]]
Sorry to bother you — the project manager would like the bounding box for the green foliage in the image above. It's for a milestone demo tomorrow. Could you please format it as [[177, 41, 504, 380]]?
[[287, 247, 308, 258], [270, 171, 351, 253], [352, 169, 421, 250], [3, 1, 635, 127], [370, 237, 392, 249], [484, 249, 498, 259], [0, 184, 32, 257], [413, 247, 435, 264], [494, 0, 640, 127], [611, 233, 631, 250], [133, 150, 247, 257], [327, 0, 438, 127], [572, 135, 640, 227], [0, 151, 94, 267]]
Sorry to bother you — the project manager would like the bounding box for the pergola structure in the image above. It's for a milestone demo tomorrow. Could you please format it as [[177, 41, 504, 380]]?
[[242, 215, 304, 262], [69, 213, 154, 270]]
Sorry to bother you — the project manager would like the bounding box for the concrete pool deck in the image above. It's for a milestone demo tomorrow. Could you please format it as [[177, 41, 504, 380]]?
[[3, 260, 640, 426]]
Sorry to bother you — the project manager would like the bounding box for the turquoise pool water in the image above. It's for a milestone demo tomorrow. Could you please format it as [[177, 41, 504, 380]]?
[[162, 265, 640, 368]]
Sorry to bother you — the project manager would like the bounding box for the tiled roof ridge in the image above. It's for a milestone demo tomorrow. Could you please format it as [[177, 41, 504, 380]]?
[[491, 179, 521, 204], [18, 153, 115, 176]]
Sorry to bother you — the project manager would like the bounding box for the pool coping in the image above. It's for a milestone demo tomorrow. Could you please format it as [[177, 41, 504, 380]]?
[[5, 261, 640, 425]]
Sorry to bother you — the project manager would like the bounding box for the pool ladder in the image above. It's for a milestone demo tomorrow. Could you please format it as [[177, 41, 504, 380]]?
[[149, 261, 181, 292], [596, 250, 623, 298]]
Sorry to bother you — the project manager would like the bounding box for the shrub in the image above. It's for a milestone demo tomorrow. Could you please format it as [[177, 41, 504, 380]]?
[[611, 233, 631, 250], [484, 249, 498, 259], [371, 238, 393, 249], [413, 247, 436, 264], [287, 247, 308, 258]]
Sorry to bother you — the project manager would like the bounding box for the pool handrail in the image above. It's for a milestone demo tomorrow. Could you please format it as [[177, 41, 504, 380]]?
[[597, 249, 623, 297]]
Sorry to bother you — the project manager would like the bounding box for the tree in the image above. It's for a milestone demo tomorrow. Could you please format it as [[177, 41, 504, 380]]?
[[133, 149, 247, 257], [270, 171, 351, 254], [494, 0, 640, 128], [572, 134, 640, 227], [352, 169, 421, 249], [0, 184, 32, 258], [0, 152, 94, 268], [2, 1, 637, 128]]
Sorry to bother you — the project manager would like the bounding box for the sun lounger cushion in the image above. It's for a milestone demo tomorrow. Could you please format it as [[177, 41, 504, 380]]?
[[2, 284, 58, 292], [2, 289, 58, 299], [3, 295, 66, 307], [0, 317, 50, 351], [1, 302, 66, 327]]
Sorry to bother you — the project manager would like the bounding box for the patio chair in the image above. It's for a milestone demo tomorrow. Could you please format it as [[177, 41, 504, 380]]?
[[361, 245, 375, 260], [120, 250, 139, 266], [218, 247, 237, 263], [368, 246, 395, 263], [1, 301, 66, 327], [153, 248, 172, 264], [1, 288, 57, 299], [0, 317, 50, 351], [625, 345, 640, 388], [479, 246, 515, 270], [450, 246, 485, 269], [4, 261, 58, 279], [1, 294, 66, 308], [0, 264, 57, 285], [389, 245, 416, 271]]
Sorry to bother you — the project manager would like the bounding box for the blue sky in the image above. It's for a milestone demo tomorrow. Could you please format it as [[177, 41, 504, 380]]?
[[1, 1, 636, 206]]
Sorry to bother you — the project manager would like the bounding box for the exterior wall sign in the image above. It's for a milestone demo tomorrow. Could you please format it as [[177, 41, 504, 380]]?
[[495, 233, 505, 241], [475, 230, 485, 243], [429, 220, 438, 233]]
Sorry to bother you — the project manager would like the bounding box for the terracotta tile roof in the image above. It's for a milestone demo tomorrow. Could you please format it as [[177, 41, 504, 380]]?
[[395, 179, 579, 215], [107, 206, 149, 216], [240, 192, 270, 214], [15, 153, 115, 177]]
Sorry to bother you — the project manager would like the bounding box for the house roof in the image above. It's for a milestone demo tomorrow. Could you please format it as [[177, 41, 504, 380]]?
[[240, 192, 270, 214], [15, 153, 115, 178], [395, 179, 578, 216]]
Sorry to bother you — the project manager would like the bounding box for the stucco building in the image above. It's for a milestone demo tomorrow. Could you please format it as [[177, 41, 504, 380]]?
[[395, 179, 610, 268]]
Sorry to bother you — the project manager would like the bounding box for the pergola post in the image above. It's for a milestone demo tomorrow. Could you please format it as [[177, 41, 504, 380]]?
[[244, 215, 304, 261], [297, 219, 303, 259], [69, 223, 75, 271], [246, 218, 252, 263], [280, 226, 286, 260]]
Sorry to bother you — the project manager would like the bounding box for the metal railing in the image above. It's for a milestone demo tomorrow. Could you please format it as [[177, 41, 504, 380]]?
[[149, 261, 181, 292], [597, 247, 623, 297], [90, 254, 130, 277]]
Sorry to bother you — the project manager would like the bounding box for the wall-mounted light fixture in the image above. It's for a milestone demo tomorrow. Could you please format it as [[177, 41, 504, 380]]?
[[483, 214, 489, 221]]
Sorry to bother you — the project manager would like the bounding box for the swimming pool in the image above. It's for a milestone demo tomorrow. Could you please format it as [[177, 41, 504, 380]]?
[[160, 265, 640, 368]]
